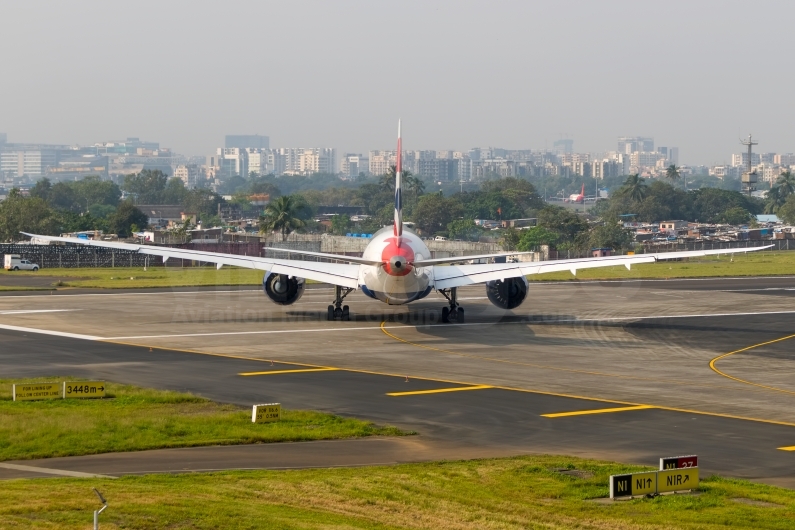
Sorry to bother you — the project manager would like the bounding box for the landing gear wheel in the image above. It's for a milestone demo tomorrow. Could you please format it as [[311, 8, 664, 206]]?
[[342, 305, 350, 321], [327, 305, 335, 321], [334, 307, 343, 319], [441, 306, 450, 323], [457, 307, 464, 324]]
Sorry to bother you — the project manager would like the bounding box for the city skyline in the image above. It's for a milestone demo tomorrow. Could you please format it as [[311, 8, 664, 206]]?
[[1, 1, 794, 165]]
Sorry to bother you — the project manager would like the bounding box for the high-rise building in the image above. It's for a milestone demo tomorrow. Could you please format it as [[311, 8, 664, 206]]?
[[629, 151, 665, 169], [553, 139, 573, 154], [245, 148, 269, 176], [0, 148, 58, 178], [174, 164, 202, 189], [369, 150, 396, 176], [731, 152, 760, 167], [618, 136, 654, 154], [225, 134, 269, 150], [774, 153, 795, 166], [340, 154, 368, 179], [215, 148, 248, 179]]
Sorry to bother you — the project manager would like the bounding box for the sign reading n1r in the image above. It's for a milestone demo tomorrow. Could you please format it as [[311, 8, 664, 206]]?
[[63, 381, 106, 399], [252, 403, 281, 423], [610, 471, 658, 499], [660, 455, 698, 470], [13, 382, 61, 401], [658, 467, 699, 494]]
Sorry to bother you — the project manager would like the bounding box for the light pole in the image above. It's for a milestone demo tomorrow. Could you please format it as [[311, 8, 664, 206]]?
[[93, 488, 107, 529]]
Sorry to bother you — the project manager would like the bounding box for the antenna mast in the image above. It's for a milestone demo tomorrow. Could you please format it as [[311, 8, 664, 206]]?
[[740, 134, 758, 196]]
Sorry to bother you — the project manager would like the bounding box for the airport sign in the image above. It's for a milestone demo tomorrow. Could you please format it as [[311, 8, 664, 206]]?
[[610, 471, 658, 499], [13, 382, 62, 401], [658, 467, 699, 493], [64, 381, 106, 399], [660, 455, 697, 470], [252, 403, 282, 423]]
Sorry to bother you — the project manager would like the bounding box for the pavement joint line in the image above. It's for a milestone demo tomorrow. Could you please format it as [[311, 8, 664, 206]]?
[[239, 368, 340, 376], [0, 462, 116, 479], [7, 320, 795, 429], [386, 385, 493, 396], [778, 446, 795, 451], [541, 405, 655, 418], [709, 333, 795, 396]]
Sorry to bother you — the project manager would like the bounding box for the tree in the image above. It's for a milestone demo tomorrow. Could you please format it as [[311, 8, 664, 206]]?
[[411, 193, 463, 235], [766, 171, 795, 213], [162, 178, 189, 204], [499, 228, 521, 251], [182, 188, 224, 219], [0, 189, 59, 241], [588, 220, 633, 251], [537, 205, 589, 244], [259, 195, 310, 241], [776, 194, 795, 225], [108, 201, 149, 237], [330, 214, 352, 235], [617, 174, 648, 202], [719, 206, 752, 225], [122, 169, 170, 204], [446, 219, 484, 241], [517, 226, 559, 251]]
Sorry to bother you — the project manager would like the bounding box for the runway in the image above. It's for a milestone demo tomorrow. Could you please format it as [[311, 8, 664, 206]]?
[[2, 276, 795, 486]]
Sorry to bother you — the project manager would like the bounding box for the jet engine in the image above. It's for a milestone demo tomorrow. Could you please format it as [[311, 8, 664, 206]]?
[[486, 276, 529, 310], [263, 273, 305, 305]]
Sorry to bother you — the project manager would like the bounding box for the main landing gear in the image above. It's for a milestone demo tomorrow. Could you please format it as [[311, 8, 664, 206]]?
[[439, 287, 464, 324], [327, 285, 353, 321]]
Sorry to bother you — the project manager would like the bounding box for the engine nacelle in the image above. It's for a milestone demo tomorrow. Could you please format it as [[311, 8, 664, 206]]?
[[486, 276, 529, 310], [263, 273, 305, 305]]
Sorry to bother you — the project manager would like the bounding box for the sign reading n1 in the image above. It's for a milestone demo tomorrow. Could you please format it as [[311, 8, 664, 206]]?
[[63, 381, 106, 399], [660, 455, 697, 470], [610, 471, 658, 499], [252, 403, 281, 423], [13, 382, 61, 401], [658, 467, 699, 493]]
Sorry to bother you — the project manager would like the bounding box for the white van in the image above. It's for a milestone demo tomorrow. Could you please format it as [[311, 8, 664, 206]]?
[[4, 255, 39, 271]]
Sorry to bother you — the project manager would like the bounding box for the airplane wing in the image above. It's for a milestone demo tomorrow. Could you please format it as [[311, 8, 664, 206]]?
[[263, 247, 382, 266], [431, 245, 774, 289], [21, 233, 361, 288], [266, 247, 538, 266]]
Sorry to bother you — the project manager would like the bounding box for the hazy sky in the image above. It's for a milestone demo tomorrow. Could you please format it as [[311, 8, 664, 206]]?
[[1, 0, 793, 165]]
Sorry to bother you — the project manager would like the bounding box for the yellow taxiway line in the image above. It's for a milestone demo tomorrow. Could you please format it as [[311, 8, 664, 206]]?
[[386, 385, 492, 397], [709, 333, 795, 396], [238, 368, 340, 376], [778, 446, 795, 451], [542, 405, 654, 418]]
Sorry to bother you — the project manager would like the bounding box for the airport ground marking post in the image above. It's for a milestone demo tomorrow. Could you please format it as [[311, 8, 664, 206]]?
[[610, 471, 658, 499], [252, 403, 282, 423], [657, 467, 699, 494], [660, 455, 697, 470]]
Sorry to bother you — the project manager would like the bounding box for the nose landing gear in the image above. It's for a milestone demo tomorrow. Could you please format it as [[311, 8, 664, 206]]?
[[439, 287, 464, 323], [327, 285, 353, 321]]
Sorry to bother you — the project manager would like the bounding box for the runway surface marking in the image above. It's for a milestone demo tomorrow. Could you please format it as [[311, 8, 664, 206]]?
[[0, 309, 78, 315], [102, 309, 795, 340], [239, 368, 340, 376], [541, 405, 655, 418], [386, 385, 492, 396], [778, 446, 795, 451], [0, 323, 101, 340], [709, 333, 795, 396], [0, 462, 115, 479], [5, 319, 795, 429]]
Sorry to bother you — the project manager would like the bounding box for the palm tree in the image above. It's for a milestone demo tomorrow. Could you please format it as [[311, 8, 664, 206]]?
[[765, 171, 795, 213], [259, 195, 308, 241], [618, 174, 648, 202], [665, 164, 686, 189], [382, 166, 416, 193], [405, 174, 425, 200]]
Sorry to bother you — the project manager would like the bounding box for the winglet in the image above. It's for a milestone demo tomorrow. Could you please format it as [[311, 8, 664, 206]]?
[[394, 120, 403, 237]]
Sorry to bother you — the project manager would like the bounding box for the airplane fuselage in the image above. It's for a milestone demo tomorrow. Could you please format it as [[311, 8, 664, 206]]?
[[358, 227, 433, 305]]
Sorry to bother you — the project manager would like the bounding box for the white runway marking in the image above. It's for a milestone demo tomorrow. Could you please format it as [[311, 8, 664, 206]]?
[[0, 309, 79, 315], [0, 462, 115, 479], [0, 323, 101, 341]]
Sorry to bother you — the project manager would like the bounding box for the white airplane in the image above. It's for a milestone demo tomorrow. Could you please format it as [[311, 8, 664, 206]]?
[[24, 122, 771, 323]]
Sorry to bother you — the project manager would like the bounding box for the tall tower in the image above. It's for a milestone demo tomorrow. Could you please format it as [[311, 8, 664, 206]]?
[[740, 134, 758, 196]]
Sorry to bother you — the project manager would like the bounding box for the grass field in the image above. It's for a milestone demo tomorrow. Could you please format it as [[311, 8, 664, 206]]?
[[0, 250, 793, 290], [0, 378, 406, 461], [2, 455, 794, 529]]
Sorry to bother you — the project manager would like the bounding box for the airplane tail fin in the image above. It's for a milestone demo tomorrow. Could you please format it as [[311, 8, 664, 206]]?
[[394, 120, 403, 237], [581, 183, 585, 196]]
